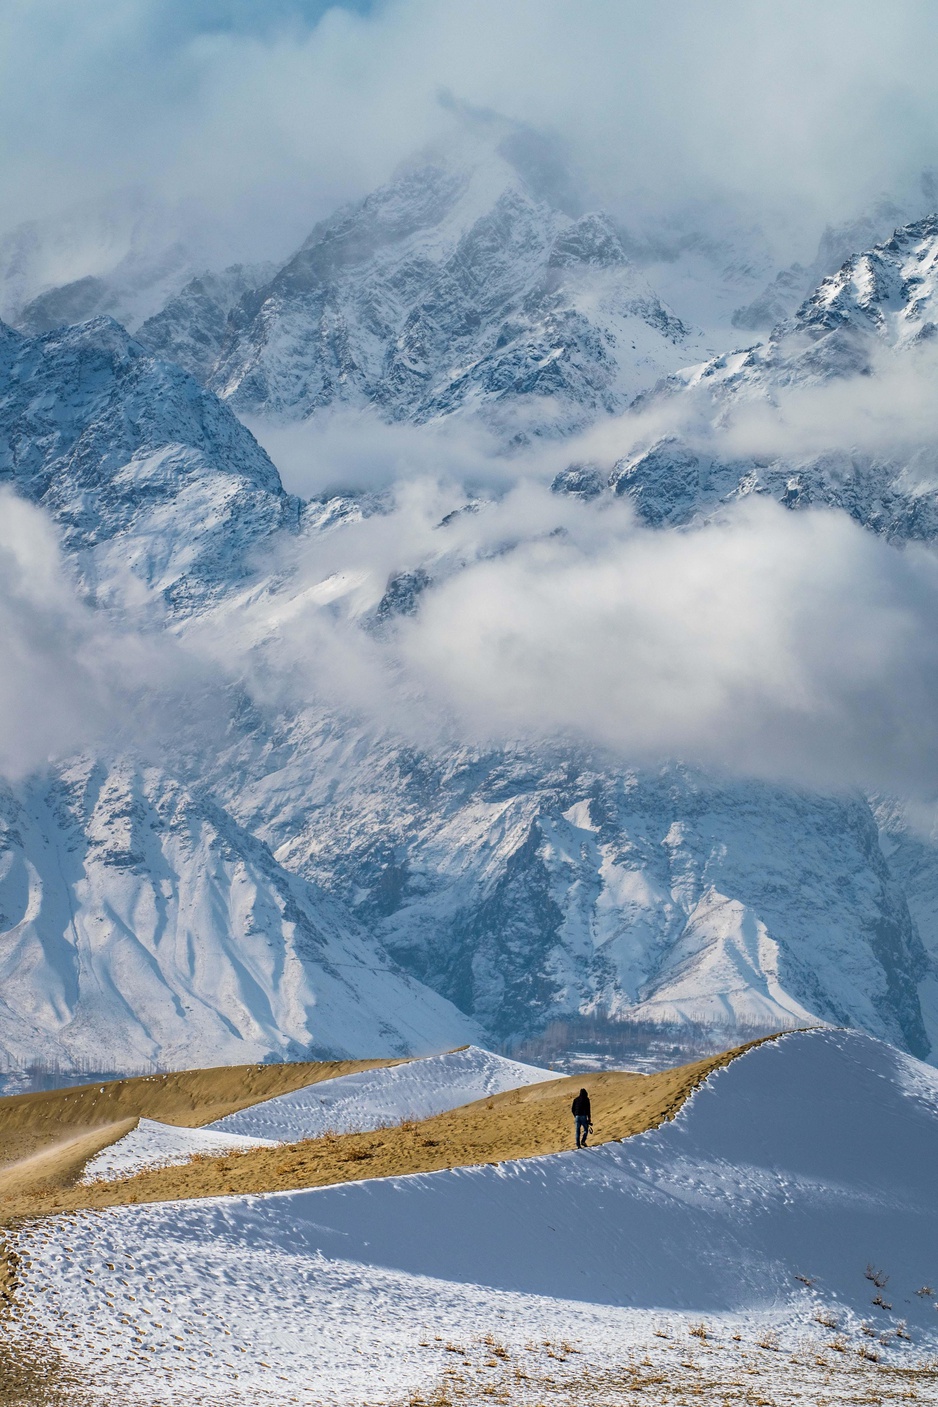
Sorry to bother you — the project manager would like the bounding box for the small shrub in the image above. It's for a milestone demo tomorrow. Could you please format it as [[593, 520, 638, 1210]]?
[[814, 1309, 838, 1330], [916, 1285, 935, 1298], [871, 1293, 892, 1311], [865, 1264, 889, 1289], [688, 1323, 709, 1340]]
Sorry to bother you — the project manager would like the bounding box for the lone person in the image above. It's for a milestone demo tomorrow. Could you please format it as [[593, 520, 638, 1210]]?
[[571, 1087, 591, 1148]]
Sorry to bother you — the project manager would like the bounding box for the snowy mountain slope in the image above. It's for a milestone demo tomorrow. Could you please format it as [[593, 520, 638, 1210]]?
[[871, 797, 938, 1058], [0, 316, 294, 608], [210, 707, 929, 1057], [577, 214, 938, 539], [205, 144, 711, 436], [0, 757, 480, 1072], [11, 1031, 938, 1404], [210, 1045, 554, 1141], [136, 263, 275, 382], [732, 173, 938, 330]]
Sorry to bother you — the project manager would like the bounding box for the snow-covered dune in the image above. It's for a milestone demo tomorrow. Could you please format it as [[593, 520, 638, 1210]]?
[[78, 1046, 555, 1182], [207, 1045, 556, 1142], [80, 1119, 278, 1184], [12, 1031, 938, 1404]]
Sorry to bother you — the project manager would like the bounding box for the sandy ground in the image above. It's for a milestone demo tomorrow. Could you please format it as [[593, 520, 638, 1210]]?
[[0, 1056, 405, 1167], [0, 1039, 771, 1224], [0, 1056, 408, 1215], [400, 1332, 938, 1406], [4, 1030, 938, 1405]]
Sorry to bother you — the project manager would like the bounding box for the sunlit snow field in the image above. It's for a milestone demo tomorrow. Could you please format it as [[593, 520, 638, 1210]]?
[[10, 1031, 938, 1404]]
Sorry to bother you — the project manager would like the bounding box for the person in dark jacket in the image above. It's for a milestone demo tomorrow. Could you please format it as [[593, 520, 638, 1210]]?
[[571, 1088, 591, 1147]]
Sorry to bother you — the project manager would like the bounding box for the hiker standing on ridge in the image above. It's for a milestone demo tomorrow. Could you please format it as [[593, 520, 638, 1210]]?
[[571, 1088, 591, 1148]]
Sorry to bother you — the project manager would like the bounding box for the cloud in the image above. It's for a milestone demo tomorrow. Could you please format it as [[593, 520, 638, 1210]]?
[[0, 490, 220, 780], [245, 408, 512, 499], [720, 343, 938, 463], [396, 494, 938, 793], [9, 416, 938, 798], [184, 468, 938, 796], [3, 1, 938, 268]]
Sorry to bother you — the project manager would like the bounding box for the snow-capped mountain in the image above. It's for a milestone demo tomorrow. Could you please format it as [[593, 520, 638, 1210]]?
[[0, 316, 480, 1070], [3, 159, 938, 1072], [159, 137, 712, 438], [0, 315, 294, 609], [206, 707, 929, 1059], [136, 263, 276, 383], [578, 214, 938, 540], [731, 171, 938, 331]]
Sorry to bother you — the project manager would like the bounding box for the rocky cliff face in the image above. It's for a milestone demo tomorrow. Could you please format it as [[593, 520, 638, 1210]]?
[[210, 719, 929, 1057], [0, 315, 294, 609]]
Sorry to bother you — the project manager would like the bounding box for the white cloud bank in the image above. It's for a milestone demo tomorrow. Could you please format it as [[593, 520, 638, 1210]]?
[[8, 452, 938, 797], [0, 490, 218, 780], [181, 474, 938, 797], [3, 0, 938, 264], [401, 496, 938, 793]]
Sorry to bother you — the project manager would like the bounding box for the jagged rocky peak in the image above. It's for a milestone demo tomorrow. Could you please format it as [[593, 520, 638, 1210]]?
[[0, 315, 292, 608], [574, 211, 938, 538], [731, 169, 938, 330], [134, 262, 275, 381], [684, 212, 938, 396], [201, 118, 709, 434], [795, 212, 938, 350]]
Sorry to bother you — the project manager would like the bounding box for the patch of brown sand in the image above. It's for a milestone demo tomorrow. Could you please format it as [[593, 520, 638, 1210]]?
[[0, 1330, 92, 1407], [2, 1035, 782, 1225], [0, 1056, 406, 1169], [0, 1236, 92, 1407]]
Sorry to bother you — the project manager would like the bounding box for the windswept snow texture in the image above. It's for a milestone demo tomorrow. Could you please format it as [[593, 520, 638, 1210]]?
[[210, 1046, 555, 1142], [81, 1119, 277, 1184], [12, 1032, 938, 1404]]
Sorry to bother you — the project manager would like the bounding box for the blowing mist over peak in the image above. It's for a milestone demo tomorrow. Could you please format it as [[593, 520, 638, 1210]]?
[[2, 0, 938, 1088]]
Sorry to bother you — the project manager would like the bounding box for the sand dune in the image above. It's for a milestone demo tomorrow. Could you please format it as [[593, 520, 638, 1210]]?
[[0, 1039, 774, 1223], [0, 1056, 403, 1168]]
